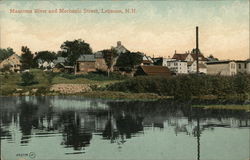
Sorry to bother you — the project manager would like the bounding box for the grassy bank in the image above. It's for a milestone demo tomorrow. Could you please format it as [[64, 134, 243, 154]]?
[[1, 70, 250, 102], [107, 74, 250, 100], [0, 69, 125, 96], [192, 104, 250, 111]]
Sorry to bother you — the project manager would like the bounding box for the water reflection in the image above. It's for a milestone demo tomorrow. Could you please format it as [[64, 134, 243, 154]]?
[[0, 97, 249, 160]]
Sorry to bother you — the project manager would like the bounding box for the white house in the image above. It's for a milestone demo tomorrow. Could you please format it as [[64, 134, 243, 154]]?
[[187, 61, 207, 74], [163, 58, 188, 74]]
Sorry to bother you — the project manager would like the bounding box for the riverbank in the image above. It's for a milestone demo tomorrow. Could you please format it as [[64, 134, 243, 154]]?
[[1, 69, 250, 102]]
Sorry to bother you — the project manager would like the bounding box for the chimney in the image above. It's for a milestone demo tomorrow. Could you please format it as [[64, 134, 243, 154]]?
[[196, 26, 199, 74], [175, 50, 176, 54], [117, 41, 121, 46]]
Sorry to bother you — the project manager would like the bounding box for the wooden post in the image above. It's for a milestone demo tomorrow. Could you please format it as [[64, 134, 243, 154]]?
[[196, 26, 199, 74]]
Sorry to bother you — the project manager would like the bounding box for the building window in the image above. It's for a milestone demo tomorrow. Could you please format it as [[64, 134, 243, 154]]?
[[238, 64, 241, 69], [245, 63, 247, 69]]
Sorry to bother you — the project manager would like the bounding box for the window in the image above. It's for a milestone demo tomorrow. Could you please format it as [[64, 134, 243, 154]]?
[[245, 63, 247, 69], [238, 64, 241, 69]]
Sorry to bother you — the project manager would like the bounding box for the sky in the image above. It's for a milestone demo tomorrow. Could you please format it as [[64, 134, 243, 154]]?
[[0, 0, 249, 60]]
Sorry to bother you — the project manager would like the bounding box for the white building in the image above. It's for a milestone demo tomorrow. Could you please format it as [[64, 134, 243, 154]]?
[[206, 61, 237, 76], [161, 58, 188, 74], [235, 60, 250, 74], [187, 61, 207, 74]]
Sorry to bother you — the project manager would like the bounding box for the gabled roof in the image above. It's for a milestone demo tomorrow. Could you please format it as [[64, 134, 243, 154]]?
[[139, 66, 171, 76], [190, 53, 207, 61], [172, 53, 188, 61], [77, 54, 96, 62]]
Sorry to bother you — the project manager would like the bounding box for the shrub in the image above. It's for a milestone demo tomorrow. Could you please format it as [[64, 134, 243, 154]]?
[[21, 72, 38, 86]]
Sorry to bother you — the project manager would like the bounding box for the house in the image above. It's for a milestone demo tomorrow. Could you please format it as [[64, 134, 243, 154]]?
[[235, 60, 250, 74], [135, 65, 171, 77], [94, 51, 108, 71], [53, 57, 74, 73], [141, 55, 154, 66], [75, 55, 96, 74], [206, 61, 237, 76], [0, 54, 21, 72], [37, 59, 55, 70], [112, 41, 129, 54], [187, 61, 207, 74], [154, 57, 188, 74], [172, 50, 207, 74]]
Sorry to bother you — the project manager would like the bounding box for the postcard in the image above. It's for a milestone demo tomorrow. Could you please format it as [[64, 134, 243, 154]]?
[[0, 0, 249, 160]]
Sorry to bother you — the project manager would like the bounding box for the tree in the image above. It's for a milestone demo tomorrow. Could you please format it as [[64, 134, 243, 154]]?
[[60, 39, 92, 66], [20, 46, 34, 70], [21, 72, 37, 86], [102, 48, 119, 77], [33, 51, 57, 68], [0, 48, 15, 61], [116, 51, 143, 71]]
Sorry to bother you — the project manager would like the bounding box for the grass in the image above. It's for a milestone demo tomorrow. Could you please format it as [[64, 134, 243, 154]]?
[[0, 69, 124, 96], [192, 104, 250, 111], [73, 91, 171, 100]]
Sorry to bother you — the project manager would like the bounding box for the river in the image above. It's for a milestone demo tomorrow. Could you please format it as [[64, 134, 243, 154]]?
[[1, 96, 249, 160]]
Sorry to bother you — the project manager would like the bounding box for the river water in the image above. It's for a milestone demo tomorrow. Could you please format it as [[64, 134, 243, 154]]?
[[1, 96, 249, 160]]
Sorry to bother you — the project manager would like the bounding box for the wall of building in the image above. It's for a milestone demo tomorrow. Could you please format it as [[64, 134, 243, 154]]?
[[77, 61, 96, 73], [95, 58, 108, 71], [207, 62, 236, 76]]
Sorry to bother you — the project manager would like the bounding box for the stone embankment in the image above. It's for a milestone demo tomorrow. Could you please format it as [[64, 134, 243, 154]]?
[[50, 84, 92, 94]]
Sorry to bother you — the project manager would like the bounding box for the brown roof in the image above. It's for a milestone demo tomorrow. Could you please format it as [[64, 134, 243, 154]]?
[[139, 66, 171, 76], [190, 53, 207, 61], [142, 60, 153, 64], [172, 53, 188, 61]]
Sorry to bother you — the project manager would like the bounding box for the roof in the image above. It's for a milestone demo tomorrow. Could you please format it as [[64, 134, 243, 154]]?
[[139, 66, 171, 76], [172, 53, 188, 61], [54, 57, 66, 64], [77, 55, 96, 62], [94, 51, 103, 58], [142, 60, 153, 64], [206, 60, 234, 65], [190, 53, 207, 61]]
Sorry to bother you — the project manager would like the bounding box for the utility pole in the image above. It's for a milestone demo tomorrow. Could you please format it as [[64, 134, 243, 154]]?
[[196, 26, 199, 74]]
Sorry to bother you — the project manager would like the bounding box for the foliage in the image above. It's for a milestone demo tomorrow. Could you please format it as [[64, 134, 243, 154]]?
[[0, 48, 15, 61], [116, 51, 143, 70], [60, 39, 92, 66], [102, 48, 119, 76], [20, 46, 34, 70], [107, 74, 250, 100], [21, 72, 37, 86], [60, 71, 127, 81], [33, 51, 57, 67]]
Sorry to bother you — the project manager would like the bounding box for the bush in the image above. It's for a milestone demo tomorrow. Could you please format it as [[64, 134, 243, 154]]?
[[107, 74, 250, 100], [21, 72, 38, 86]]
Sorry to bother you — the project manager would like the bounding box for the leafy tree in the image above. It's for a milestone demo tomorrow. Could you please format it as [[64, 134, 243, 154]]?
[[102, 48, 119, 77], [207, 54, 219, 61], [20, 46, 34, 70], [60, 39, 92, 66], [0, 48, 15, 61], [33, 51, 57, 67], [116, 51, 143, 70], [21, 72, 37, 86]]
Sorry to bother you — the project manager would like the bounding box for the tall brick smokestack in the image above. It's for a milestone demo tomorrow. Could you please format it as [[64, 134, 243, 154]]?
[[196, 26, 199, 74]]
